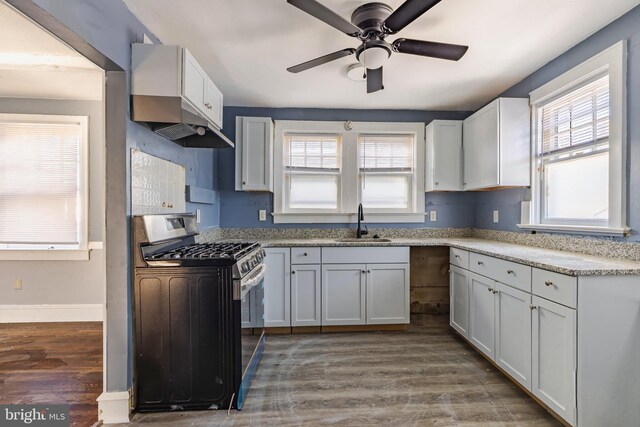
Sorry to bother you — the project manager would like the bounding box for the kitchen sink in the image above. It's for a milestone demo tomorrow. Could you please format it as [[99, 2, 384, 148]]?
[[334, 238, 392, 243]]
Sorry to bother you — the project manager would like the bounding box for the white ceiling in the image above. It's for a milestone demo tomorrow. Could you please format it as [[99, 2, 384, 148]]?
[[0, 1, 102, 101], [122, 0, 640, 110]]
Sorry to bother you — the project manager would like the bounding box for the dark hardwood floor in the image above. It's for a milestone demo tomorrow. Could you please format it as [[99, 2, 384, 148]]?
[[123, 315, 560, 426], [0, 322, 102, 427]]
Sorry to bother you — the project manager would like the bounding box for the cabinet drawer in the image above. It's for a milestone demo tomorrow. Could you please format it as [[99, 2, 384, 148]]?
[[450, 248, 469, 269], [469, 252, 531, 292], [291, 247, 321, 264], [532, 268, 577, 308], [322, 247, 409, 264]]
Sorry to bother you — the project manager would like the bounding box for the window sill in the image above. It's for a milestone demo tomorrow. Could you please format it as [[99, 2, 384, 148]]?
[[273, 212, 426, 224], [517, 223, 631, 237], [0, 249, 91, 261]]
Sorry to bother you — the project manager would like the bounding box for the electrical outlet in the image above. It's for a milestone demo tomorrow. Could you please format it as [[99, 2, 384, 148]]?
[[493, 210, 499, 223], [196, 209, 201, 224], [259, 210, 267, 221], [429, 211, 437, 222], [14, 278, 22, 290]]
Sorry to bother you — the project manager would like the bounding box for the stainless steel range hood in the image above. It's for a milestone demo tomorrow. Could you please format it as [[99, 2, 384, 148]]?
[[131, 95, 234, 149]]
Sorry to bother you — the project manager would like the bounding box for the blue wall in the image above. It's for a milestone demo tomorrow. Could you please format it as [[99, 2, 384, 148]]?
[[219, 107, 474, 228], [474, 5, 640, 242]]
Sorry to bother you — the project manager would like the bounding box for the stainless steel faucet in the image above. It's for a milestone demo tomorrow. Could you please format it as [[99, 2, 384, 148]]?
[[357, 203, 368, 238]]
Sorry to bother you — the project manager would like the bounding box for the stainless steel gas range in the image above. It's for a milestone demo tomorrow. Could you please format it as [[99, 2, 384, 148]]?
[[132, 213, 265, 412]]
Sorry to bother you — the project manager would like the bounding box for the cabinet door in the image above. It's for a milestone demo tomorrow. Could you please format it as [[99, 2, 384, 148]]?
[[182, 49, 207, 114], [291, 264, 321, 326], [495, 282, 532, 389], [322, 264, 366, 326], [463, 100, 499, 190], [366, 263, 410, 325], [205, 79, 223, 129], [449, 265, 470, 338], [532, 296, 576, 426], [469, 272, 496, 359], [426, 120, 462, 191], [239, 117, 273, 191], [263, 248, 291, 327]]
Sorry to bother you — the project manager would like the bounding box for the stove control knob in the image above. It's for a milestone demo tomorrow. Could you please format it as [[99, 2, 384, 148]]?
[[241, 262, 249, 273]]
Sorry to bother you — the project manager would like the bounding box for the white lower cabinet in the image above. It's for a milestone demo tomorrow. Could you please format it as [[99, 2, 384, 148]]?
[[291, 264, 321, 326], [495, 282, 532, 389], [366, 264, 410, 324], [322, 264, 366, 326], [263, 248, 291, 327], [469, 272, 496, 359], [532, 295, 576, 426], [449, 265, 470, 337]]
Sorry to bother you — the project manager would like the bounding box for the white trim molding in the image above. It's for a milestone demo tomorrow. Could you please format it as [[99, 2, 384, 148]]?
[[0, 304, 103, 323], [524, 40, 628, 235], [97, 391, 130, 424]]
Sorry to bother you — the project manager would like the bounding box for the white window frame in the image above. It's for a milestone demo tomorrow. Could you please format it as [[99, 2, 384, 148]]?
[[519, 40, 629, 236], [273, 120, 425, 224], [0, 113, 90, 260]]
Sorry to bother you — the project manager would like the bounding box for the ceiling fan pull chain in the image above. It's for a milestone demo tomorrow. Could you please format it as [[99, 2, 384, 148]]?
[[362, 42, 367, 78]]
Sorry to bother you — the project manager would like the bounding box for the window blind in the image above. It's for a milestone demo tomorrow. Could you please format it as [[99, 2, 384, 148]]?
[[359, 134, 413, 171], [285, 134, 341, 172], [539, 75, 609, 155], [0, 119, 82, 246]]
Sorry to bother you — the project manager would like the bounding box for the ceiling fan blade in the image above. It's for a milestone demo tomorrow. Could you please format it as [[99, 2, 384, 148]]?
[[287, 48, 356, 73], [287, 0, 361, 36], [393, 38, 468, 61], [383, 0, 441, 34], [366, 67, 383, 93]]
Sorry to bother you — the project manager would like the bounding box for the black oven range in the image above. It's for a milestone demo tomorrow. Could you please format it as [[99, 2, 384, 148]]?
[[133, 213, 265, 412]]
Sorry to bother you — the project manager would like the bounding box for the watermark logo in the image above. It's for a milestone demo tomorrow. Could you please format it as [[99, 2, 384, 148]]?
[[0, 405, 69, 426]]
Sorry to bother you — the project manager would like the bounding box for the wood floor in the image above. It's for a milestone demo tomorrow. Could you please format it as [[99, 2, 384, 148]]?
[[124, 315, 560, 426], [0, 322, 102, 427]]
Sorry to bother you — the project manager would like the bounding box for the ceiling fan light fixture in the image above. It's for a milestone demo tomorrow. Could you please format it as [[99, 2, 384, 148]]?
[[346, 63, 366, 81], [357, 45, 390, 69]]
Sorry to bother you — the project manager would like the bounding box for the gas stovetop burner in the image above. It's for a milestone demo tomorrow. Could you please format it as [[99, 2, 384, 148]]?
[[148, 242, 259, 261]]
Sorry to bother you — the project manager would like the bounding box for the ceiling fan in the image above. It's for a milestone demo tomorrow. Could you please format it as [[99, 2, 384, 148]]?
[[286, 0, 469, 93]]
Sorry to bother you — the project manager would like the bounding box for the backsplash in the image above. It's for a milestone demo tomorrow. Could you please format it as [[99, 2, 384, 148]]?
[[198, 227, 473, 241]]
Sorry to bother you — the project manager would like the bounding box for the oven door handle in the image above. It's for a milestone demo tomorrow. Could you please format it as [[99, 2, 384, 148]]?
[[234, 263, 266, 300]]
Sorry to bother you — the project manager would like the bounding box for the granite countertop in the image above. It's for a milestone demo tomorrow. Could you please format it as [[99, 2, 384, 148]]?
[[250, 237, 640, 277]]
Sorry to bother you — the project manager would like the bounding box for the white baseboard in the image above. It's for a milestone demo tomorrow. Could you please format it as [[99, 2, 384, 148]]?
[[97, 391, 130, 424], [0, 304, 104, 323]]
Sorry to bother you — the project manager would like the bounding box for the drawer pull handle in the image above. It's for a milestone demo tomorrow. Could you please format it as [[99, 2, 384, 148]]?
[[361, 270, 366, 274], [529, 305, 537, 310], [303, 252, 308, 256], [507, 269, 514, 275], [477, 261, 484, 266], [544, 280, 554, 287], [492, 290, 499, 294], [454, 254, 461, 259], [487, 287, 493, 292]]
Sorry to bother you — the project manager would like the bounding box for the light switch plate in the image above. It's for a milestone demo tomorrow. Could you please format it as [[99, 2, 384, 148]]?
[[259, 210, 267, 221], [196, 209, 201, 224], [493, 210, 499, 223], [429, 211, 437, 222], [14, 278, 22, 290]]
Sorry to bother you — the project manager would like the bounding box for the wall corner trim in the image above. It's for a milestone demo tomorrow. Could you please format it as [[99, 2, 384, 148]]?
[[97, 391, 130, 424], [0, 304, 104, 323]]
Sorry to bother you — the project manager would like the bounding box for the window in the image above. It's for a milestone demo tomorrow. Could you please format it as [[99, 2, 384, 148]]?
[[274, 121, 425, 223], [523, 41, 628, 236], [0, 114, 88, 251], [284, 134, 341, 211], [359, 134, 413, 210]]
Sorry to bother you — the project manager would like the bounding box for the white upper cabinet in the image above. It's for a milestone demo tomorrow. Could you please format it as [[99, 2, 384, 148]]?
[[426, 120, 463, 191], [462, 98, 530, 190], [131, 44, 223, 129], [235, 116, 274, 192]]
